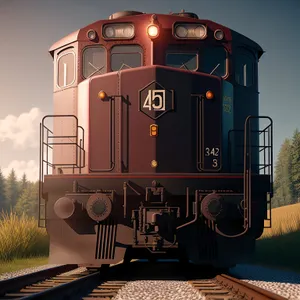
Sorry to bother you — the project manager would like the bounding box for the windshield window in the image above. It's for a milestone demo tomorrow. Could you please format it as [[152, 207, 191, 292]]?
[[83, 46, 107, 78], [111, 45, 143, 71], [200, 47, 227, 77], [166, 53, 198, 71]]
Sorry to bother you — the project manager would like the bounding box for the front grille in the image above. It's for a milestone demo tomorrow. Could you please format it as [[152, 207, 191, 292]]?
[[95, 219, 117, 259]]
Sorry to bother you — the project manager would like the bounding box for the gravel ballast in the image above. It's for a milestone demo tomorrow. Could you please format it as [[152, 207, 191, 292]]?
[[1, 263, 300, 299]]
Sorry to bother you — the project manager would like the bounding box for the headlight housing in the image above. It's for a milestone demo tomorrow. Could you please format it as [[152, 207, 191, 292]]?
[[214, 29, 224, 40], [174, 23, 207, 39], [102, 23, 135, 39]]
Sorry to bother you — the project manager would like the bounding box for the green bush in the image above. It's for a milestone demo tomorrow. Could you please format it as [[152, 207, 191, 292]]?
[[0, 211, 49, 261]]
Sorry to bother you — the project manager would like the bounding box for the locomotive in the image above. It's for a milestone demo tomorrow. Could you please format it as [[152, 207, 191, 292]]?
[[39, 10, 273, 269]]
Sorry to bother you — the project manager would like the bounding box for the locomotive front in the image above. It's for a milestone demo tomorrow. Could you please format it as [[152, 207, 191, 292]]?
[[39, 11, 273, 269]]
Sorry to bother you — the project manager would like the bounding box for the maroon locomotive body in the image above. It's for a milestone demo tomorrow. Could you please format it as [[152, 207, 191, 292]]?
[[39, 11, 273, 268]]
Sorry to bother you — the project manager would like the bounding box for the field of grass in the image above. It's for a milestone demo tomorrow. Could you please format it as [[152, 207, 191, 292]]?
[[254, 203, 300, 273], [0, 211, 49, 262], [0, 256, 49, 274], [260, 203, 300, 238]]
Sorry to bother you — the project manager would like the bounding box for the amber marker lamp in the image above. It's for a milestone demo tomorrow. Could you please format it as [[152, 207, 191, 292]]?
[[151, 160, 158, 168], [98, 90, 108, 101], [205, 90, 214, 100]]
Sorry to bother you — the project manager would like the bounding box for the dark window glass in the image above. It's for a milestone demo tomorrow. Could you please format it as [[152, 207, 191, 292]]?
[[111, 45, 143, 71], [235, 53, 254, 87], [201, 47, 227, 77], [166, 53, 198, 71], [83, 46, 107, 78], [57, 52, 75, 87]]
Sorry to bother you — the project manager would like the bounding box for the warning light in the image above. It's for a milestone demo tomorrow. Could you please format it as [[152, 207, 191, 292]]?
[[205, 90, 214, 100], [151, 160, 158, 168], [98, 90, 108, 101], [150, 124, 158, 137]]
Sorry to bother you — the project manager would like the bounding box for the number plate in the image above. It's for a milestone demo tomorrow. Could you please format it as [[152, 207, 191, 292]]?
[[139, 81, 174, 120]]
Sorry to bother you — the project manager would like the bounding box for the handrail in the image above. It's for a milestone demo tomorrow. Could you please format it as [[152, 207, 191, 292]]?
[[38, 115, 85, 227], [217, 115, 273, 237]]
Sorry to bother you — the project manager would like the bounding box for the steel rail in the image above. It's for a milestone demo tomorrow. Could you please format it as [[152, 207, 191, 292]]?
[[189, 273, 287, 300], [0, 264, 77, 297], [216, 274, 287, 300], [18, 270, 101, 300]]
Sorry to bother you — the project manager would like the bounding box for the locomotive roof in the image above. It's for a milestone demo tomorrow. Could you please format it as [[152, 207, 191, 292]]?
[[49, 11, 263, 58]]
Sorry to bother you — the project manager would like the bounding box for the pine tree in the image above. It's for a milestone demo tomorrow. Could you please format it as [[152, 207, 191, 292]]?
[[5, 169, 19, 211], [0, 169, 6, 212], [15, 181, 39, 218], [289, 129, 300, 203], [273, 138, 292, 207], [19, 173, 28, 194]]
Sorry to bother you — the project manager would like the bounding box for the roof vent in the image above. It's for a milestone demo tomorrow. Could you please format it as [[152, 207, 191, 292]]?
[[108, 11, 144, 20], [171, 9, 198, 19]]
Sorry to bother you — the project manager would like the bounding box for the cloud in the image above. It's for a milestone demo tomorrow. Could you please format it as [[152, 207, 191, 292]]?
[[2, 160, 39, 182], [0, 107, 43, 149]]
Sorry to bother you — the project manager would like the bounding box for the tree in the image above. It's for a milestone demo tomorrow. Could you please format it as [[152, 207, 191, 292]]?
[[19, 173, 28, 194], [0, 169, 6, 212], [273, 138, 293, 207], [289, 129, 300, 203], [5, 169, 19, 210], [15, 182, 39, 218]]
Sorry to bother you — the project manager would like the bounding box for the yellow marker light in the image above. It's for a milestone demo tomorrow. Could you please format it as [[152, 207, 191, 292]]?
[[151, 160, 158, 168], [150, 124, 158, 137], [206, 90, 214, 100], [147, 25, 159, 38], [98, 90, 108, 101]]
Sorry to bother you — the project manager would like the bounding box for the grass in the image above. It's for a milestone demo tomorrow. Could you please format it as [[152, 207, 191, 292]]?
[[260, 202, 300, 238], [253, 203, 300, 273], [0, 256, 49, 275], [0, 211, 49, 262]]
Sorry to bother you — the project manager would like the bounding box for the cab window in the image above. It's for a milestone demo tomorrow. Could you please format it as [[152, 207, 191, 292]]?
[[111, 45, 143, 71], [200, 47, 227, 77], [57, 51, 75, 88], [83, 46, 107, 78], [235, 50, 254, 87], [166, 52, 198, 71]]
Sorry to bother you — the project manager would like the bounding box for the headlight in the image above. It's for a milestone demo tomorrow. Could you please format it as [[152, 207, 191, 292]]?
[[174, 23, 207, 39], [102, 23, 135, 39], [175, 26, 188, 38], [87, 29, 97, 41], [147, 24, 159, 38], [214, 29, 224, 40]]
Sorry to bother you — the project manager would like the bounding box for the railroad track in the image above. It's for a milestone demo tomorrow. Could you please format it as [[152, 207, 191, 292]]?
[[0, 262, 289, 299], [0, 263, 128, 300], [189, 274, 287, 300], [82, 280, 127, 300], [0, 264, 77, 298]]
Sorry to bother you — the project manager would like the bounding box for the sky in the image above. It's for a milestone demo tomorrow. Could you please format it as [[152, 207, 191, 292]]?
[[0, 0, 299, 181]]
